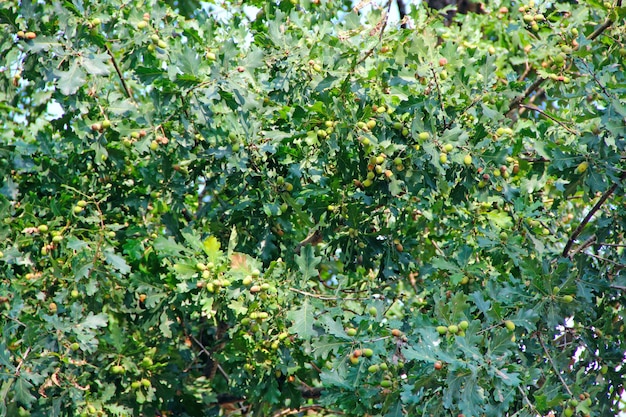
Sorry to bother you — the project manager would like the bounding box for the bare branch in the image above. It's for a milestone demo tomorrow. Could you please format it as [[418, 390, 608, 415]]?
[[15, 347, 31, 376], [594, 242, 626, 248], [354, 0, 393, 67], [430, 67, 447, 123]]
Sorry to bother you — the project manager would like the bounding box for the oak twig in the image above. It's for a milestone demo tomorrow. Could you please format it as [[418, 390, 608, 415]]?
[[354, 0, 393, 67], [507, 1, 621, 117], [189, 334, 230, 382], [289, 288, 367, 301], [562, 171, 626, 257], [105, 44, 133, 100], [519, 104, 579, 135], [272, 405, 333, 417], [586, 252, 626, 269], [569, 235, 596, 257], [536, 333, 573, 397], [517, 385, 539, 415], [507, 78, 544, 117]]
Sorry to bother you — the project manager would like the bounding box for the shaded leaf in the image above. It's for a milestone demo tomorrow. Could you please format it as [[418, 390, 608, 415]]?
[[295, 245, 321, 280], [287, 299, 318, 340]]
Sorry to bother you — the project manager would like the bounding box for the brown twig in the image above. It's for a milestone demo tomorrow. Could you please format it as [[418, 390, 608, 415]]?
[[518, 88, 545, 116], [430, 67, 446, 122], [376, 0, 394, 41], [519, 104, 579, 135], [508, 1, 621, 117], [578, 59, 613, 99], [429, 237, 445, 257], [289, 288, 367, 301], [568, 235, 597, 257], [443, 93, 484, 131], [15, 347, 31, 376], [585, 252, 626, 269], [354, 0, 393, 67], [594, 242, 626, 248], [562, 171, 626, 257], [105, 44, 133, 100], [352, 0, 373, 13], [189, 333, 230, 382], [517, 61, 533, 82], [587, 3, 621, 42], [516, 385, 539, 415], [536, 333, 573, 397], [507, 78, 544, 117], [272, 405, 333, 417]]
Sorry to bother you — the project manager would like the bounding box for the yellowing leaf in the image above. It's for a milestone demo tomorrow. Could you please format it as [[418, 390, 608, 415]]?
[[487, 210, 513, 229], [203, 236, 221, 262]]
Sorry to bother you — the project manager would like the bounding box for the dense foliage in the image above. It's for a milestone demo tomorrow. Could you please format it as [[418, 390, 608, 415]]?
[[1, 0, 625, 416]]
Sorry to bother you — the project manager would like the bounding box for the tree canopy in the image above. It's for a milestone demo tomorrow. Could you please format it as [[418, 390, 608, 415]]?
[[1, 0, 626, 416]]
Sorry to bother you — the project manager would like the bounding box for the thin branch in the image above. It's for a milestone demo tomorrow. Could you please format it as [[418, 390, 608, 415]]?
[[562, 171, 626, 257], [443, 93, 484, 131], [587, 1, 621, 43], [585, 252, 626, 269], [536, 333, 573, 397], [508, 1, 621, 117], [429, 237, 445, 257], [353, 0, 374, 13], [594, 242, 626, 248], [518, 87, 546, 117], [105, 44, 133, 100], [289, 288, 367, 301], [1, 312, 26, 327], [430, 67, 446, 123], [15, 347, 31, 376], [397, 0, 409, 28], [568, 235, 596, 257], [189, 333, 230, 382], [578, 59, 613, 99], [272, 405, 335, 417], [354, 0, 393, 67], [204, 356, 248, 417], [507, 77, 544, 117], [376, 0, 394, 41], [516, 385, 539, 415], [517, 61, 533, 82], [519, 104, 579, 135]]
